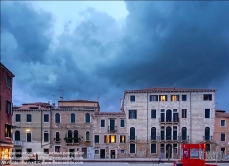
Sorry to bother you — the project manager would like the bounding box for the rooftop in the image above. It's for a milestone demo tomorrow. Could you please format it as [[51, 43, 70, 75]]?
[[0, 62, 15, 77], [215, 111, 229, 118], [125, 87, 216, 93]]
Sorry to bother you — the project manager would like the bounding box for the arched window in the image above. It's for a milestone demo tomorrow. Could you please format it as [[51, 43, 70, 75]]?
[[166, 127, 172, 140], [130, 127, 135, 140], [71, 113, 75, 123], [151, 127, 156, 140], [55, 113, 60, 123], [85, 113, 90, 123], [86, 131, 90, 141], [73, 130, 79, 143], [182, 127, 187, 141], [166, 109, 172, 122], [15, 131, 20, 141], [205, 127, 210, 141]]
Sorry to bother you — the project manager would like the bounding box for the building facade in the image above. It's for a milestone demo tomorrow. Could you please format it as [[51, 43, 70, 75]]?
[[93, 112, 127, 159], [0, 63, 15, 164], [214, 110, 229, 156], [122, 87, 216, 159]]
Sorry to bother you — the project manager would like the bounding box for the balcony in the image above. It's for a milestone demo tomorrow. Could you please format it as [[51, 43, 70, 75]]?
[[108, 126, 117, 132], [13, 141, 23, 147], [54, 138, 61, 143], [159, 118, 179, 124], [203, 136, 213, 142], [129, 136, 137, 142], [64, 137, 80, 145]]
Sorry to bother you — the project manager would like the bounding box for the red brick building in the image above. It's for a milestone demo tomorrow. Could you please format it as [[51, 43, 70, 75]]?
[[0, 62, 15, 164]]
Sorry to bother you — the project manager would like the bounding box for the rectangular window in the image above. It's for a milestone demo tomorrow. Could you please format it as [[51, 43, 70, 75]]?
[[44, 132, 49, 142], [6, 75, 12, 88], [15, 114, 21, 122], [151, 144, 157, 154], [95, 135, 99, 143], [120, 119, 125, 127], [204, 94, 212, 101], [44, 149, 49, 154], [150, 95, 158, 101], [221, 133, 226, 142], [26, 149, 32, 154], [120, 150, 125, 154], [171, 95, 179, 101], [205, 109, 210, 118], [27, 114, 32, 122], [130, 144, 135, 153], [221, 120, 225, 127], [5, 124, 12, 138], [55, 146, 61, 153], [104, 135, 116, 143], [182, 109, 187, 118], [129, 110, 137, 119], [120, 135, 126, 143], [44, 114, 49, 123], [173, 112, 179, 122], [182, 95, 187, 101], [159, 95, 167, 101], [6, 100, 12, 114], [27, 132, 32, 142], [130, 95, 135, 102], [161, 130, 165, 140], [151, 109, 156, 119], [95, 150, 99, 154], [101, 119, 105, 127]]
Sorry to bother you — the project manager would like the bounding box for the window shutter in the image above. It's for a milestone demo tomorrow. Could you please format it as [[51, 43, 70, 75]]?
[[6, 100, 8, 114], [114, 135, 116, 143], [135, 110, 137, 119], [124, 136, 126, 143], [104, 135, 106, 143]]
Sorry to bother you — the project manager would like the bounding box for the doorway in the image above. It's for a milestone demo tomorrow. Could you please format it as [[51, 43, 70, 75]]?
[[110, 150, 115, 159], [15, 149, 22, 158], [100, 149, 105, 159], [166, 144, 172, 159], [69, 148, 75, 158], [82, 148, 87, 158]]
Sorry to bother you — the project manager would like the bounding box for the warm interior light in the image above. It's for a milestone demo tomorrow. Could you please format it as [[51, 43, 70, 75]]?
[[111, 135, 115, 143], [121, 136, 125, 143], [26, 129, 30, 132]]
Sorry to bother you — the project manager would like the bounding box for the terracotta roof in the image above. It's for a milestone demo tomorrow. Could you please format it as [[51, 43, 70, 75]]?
[[0, 62, 15, 77], [14, 104, 47, 110], [125, 87, 216, 93], [215, 109, 226, 113], [215, 112, 229, 118]]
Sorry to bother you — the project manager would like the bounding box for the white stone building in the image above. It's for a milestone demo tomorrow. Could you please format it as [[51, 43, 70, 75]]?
[[122, 87, 216, 159]]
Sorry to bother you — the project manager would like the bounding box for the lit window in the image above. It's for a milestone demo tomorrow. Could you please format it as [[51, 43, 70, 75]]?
[[111, 135, 116, 143], [159, 95, 167, 101], [171, 95, 179, 101]]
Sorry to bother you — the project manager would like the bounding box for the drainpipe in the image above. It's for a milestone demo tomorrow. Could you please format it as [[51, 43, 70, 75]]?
[[50, 108, 53, 148], [146, 92, 149, 157], [189, 92, 192, 143], [41, 109, 43, 148]]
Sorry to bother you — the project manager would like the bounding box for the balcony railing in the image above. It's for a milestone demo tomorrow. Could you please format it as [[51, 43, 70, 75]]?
[[13, 141, 23, 146], [159, 118, 179, 123], [203, 136, 213, 141], [54, 138, 61, 143], [64, 138, 80, 145], [108, 126, 117, 132], [129, 136, 137, 141]]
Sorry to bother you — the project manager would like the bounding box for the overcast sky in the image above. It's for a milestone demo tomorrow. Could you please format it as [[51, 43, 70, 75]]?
[[1, 1, 229, 112]]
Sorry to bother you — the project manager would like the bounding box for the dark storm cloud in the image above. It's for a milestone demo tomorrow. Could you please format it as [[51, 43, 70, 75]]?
[[1, 2, 53, 63], [97, 1, 229, 89], [1, 1, 229, 111]]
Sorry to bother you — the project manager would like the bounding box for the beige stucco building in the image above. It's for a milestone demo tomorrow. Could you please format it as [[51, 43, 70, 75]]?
[[123, 87, 216, 159]]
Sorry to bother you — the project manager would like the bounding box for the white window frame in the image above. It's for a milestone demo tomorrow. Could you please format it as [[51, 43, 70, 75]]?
[[26, 131, 32, 142], [70, 113, 76, 123], [54, 145, 61, 153], [26, 114, 32, 123], [100, 119, 105, 128], [130, 95, 135, 102], [129, 143, 136, 154], [120, 119, 125, 128], [15, 114, 21, 123], [44, 114, 49, 123], [150, 143, 157, 154], [221, 133, 226, 142], [43, 131, 49, 142], [220, 120, 226, 127], [55, 113, 61, 123]]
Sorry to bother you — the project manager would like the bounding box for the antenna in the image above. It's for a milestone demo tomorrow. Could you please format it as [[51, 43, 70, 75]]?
[[58, 86, 64, 100], [97, 93, 100, 102]]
